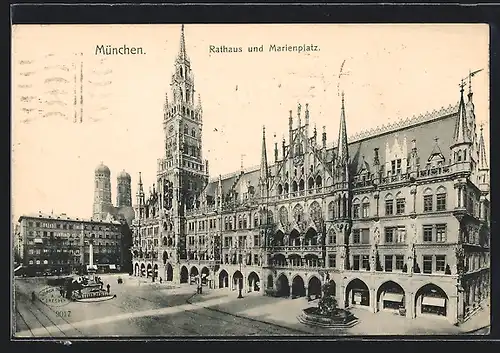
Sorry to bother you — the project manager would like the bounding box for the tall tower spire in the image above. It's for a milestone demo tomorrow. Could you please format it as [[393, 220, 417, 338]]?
[[260, 126, 269, 181], [259, 126, 269, 197], [337, 91, 349, 166], [478, 124, 489, 171], [178, 24, 187, 60], [452, 80, 472, 147]]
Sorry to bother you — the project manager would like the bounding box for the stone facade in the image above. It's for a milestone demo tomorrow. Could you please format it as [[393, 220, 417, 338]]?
[[18, 212, 124, 274], [131, 25, 490, 325]]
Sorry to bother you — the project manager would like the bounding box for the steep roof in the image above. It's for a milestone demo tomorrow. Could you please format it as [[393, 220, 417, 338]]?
[[202, 101, 460, 197]]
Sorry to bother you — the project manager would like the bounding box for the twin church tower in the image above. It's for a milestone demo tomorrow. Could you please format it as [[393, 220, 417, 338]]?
[[92, 162, 135, 224]]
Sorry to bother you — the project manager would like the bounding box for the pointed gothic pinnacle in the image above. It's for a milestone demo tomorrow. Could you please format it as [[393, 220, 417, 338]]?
[[179, 24, 187, 59]]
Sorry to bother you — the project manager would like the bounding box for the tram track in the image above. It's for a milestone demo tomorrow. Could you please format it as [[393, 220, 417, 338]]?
[[15, 286, 85, 337]]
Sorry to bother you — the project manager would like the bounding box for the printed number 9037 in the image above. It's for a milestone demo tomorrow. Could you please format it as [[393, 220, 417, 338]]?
[[55, 311, 71, 318]]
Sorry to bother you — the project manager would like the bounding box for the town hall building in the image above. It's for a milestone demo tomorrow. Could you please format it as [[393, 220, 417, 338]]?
[[131, 25, 490, 326]]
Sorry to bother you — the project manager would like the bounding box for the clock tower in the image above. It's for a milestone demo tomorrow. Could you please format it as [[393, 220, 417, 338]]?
[[157, 25, 208, 281]]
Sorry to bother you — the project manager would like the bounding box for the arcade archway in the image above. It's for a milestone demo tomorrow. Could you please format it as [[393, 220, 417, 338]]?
[[345, 278, 370, 307], [377, 281, 405, 311], [180, 266, 189, 284], [415, 283, 448, 317], [219, 269, 229, 289], [267, 274, 274, 289], [276, 273, 290, 297], [201, 267, 210, 285], [292, 275, 306, 298], [308, 276, 323, 299], [233, 270, 243, 291], [247, 272, 260, 292], [165, 263, 173, 282]]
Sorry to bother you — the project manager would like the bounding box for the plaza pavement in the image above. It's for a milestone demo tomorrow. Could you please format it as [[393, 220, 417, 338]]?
[[14, 275, 490, 337], [189, 288, 490, 336], [13, 275, 302, 337]]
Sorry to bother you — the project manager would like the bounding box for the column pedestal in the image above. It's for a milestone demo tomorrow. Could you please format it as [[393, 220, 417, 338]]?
[[369, 289, 376, 313], [405, 292, 415, 319], [339, 285, 346, 308]]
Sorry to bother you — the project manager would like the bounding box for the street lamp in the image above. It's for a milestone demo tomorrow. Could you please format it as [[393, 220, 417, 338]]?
[[237, 238, 244, 299]]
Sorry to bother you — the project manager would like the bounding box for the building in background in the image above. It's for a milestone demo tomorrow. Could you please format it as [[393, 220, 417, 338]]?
[[129, 25, 488, 326], [17, 212, 124, 275]]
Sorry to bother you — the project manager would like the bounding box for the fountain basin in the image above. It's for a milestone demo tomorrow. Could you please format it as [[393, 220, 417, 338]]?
[[297, 307, 359, 329]]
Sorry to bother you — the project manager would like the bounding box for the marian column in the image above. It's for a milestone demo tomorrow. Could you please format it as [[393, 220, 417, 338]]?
[[89, 242, 94, 268]]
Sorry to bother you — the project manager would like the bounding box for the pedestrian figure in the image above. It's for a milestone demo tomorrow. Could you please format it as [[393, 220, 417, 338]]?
[[60, 287, 65, 297], [106, 283, 110, 294], [159, 277, 163, 284], [31, 291, 36, 302]]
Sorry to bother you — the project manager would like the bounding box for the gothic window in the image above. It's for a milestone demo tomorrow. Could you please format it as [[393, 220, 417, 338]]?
[[361, 197, 370, 218], [308, 177, 314, 189], [292, 181, 298, 193], [423, 188, 433, 212], [352, 198, 360, 218], [316, 175, 322, 188], [436, 186, 447, 211], [184, 125, 189, 134], [299, 179, 305, 191], [267, 210, 274, 224], [385, 193, 394, 216], [284, 183, 289, 195], [191, 128, 196, 137], [328, 201, 335, 220], [293, 204, 304, 223], [309, 201, 322, 224], [277, 184, 283, 195], [254, 213, 259, 227], [395, 192, 405, 215], [279, 206, 288, 225]]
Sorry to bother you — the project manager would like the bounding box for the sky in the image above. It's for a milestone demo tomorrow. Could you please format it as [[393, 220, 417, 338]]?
[[11, 24, 490, 222]]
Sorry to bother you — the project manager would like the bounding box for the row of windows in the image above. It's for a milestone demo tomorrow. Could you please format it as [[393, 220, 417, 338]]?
[[348, 254, 448, 273], [348, 224, 447, 245], [28, 248, 81, 255], [188, 214, 262, 233], [27, 221, 76, 230], [223, 235, 261, 248], [276, 176, 323, 195], [26, 221, 119, 232], [27, 258, 81, 265], [223, 253, 260, 266], [137, 226, 160, 237]]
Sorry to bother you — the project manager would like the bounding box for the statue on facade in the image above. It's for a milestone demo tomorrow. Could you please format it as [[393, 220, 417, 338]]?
[[246, 235, 253, 248], [283, 233, 289, 246], [373, 226, 380, 246], [316, 232, 323, 245], [339, 246, 346, 259]]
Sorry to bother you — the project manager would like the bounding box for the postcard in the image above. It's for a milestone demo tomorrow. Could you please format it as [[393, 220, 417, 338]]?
[[11, 23, 490, 338]]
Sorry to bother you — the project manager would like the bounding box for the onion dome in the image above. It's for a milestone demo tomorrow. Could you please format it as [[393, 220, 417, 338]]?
[[117, 169, 131, 181], [95, 162, 110, 175]]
